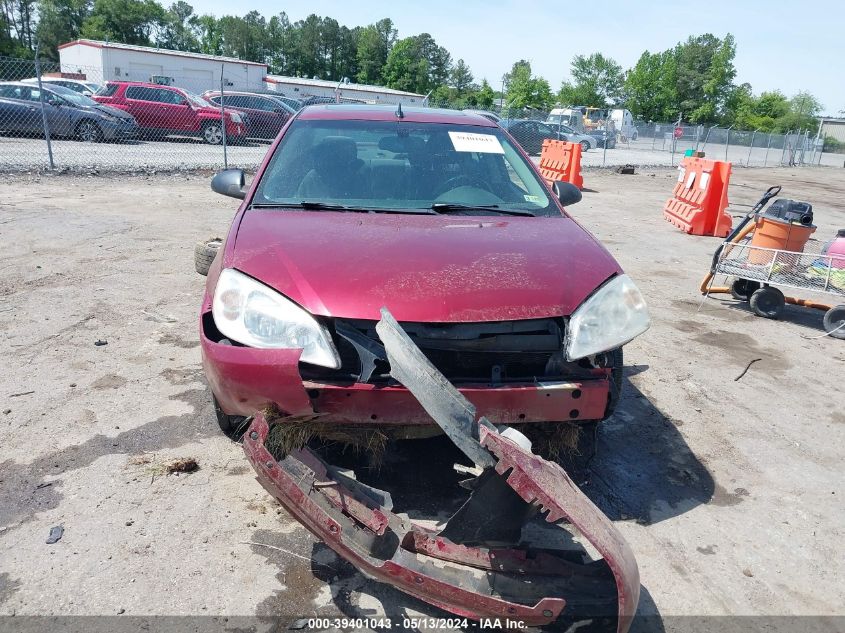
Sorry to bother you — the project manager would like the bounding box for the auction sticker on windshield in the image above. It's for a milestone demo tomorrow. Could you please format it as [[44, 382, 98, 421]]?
[[448, 131, 505, 154]]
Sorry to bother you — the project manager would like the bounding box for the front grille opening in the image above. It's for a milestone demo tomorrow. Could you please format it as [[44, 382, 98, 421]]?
[[300, 317, 595, 385]]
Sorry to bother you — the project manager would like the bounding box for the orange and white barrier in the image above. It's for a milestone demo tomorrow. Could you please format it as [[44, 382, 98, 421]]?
[[539, 139, 583, 190], [663, 157, 732, 237]]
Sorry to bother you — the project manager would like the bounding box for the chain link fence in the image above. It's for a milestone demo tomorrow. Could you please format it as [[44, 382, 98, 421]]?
[[1, 54, 843, 173]]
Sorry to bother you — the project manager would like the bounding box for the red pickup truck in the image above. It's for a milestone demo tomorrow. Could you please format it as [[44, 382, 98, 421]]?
[[94, 81, 246, 144]]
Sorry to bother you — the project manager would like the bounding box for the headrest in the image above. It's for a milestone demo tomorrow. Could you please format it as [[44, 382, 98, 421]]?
[[313, 136, 358, 169]]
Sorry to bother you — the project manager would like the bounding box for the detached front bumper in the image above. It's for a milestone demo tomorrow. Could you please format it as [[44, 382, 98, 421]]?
[[237, 308, 640, 630], [201, 315, 611, 425], [245, 413, 641, 628]]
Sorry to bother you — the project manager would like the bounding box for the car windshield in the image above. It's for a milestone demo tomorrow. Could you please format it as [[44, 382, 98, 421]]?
[[47, 85, 97, 106], [252, 118, 554, 216]]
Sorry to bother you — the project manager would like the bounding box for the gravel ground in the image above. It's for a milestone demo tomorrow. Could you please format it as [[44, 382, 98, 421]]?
[[0, 166, 843, 632], [2, 133, 842, 172]]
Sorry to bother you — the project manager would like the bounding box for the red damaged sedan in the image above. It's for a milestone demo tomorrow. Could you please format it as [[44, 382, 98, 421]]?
[[199, 104, 650, 440]]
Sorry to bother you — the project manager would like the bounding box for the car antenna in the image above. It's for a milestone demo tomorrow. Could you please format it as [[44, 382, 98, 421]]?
[[395, 102, 404, 119]]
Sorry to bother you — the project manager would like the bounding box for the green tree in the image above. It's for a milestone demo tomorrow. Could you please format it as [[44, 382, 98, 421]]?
[[756, 90, 789, 119], [475, 78, 494, 109], [81, 0, 164, 45], [412, 33, 450, 88], [355, 18, 395, 84], [503, 60, 553, 110], [448, 58, 473, 95], [216, 11, 266, 62], [157, 1, 198, 52], [2, 0, 37, 53], [195, 13, 221, 55], [558, 52, 624, 107], [383, 36, 429, 93], [777, 91, 823, 132], [674, 33, 736, 122], [624, 49, 679, 121], [35, 0, 91, 59]]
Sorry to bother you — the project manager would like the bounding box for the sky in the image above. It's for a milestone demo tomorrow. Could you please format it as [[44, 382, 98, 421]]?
[[190, 0, 845, 116]]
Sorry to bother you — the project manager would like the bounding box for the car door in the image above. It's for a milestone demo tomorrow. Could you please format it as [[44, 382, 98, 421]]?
[[19, 86, 74, 137], [535, 122, 559, 150], [35, 88, 76, 136], [506, 122, 529, 151], [0, 85, 39, 133], [246, 96, 285, 138], [520, 121, 543, 155], [159, 88, 196, 132], [124, 86, 162, 129]]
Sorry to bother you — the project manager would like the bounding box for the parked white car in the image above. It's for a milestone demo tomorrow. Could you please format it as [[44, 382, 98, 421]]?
[[22, 77, 103, 97]]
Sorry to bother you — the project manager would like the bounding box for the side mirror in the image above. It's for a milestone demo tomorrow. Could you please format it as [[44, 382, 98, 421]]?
[[211, 168, 247, 199], [553, 181, 582, 206]]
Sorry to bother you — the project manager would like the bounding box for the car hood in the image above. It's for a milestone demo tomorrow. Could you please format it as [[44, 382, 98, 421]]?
[[229, 210, 621, 322], [81, 103, 135, 121]]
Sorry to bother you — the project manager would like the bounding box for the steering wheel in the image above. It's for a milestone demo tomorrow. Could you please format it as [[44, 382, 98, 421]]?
[[436, 175, 491, 196]]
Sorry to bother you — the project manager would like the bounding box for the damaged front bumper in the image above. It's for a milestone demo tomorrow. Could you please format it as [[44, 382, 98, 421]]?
[[201, 311, 611, 425], [241, 308, 640, 631]]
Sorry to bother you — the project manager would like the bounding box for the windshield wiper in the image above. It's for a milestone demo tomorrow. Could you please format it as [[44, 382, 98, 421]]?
[[250, 201, 436, 214], [430, 203, 535, 217]]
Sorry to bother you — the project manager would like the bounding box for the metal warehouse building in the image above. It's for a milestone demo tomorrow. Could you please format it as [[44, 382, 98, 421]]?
[[263, 75, 425, 105], [819, 118, 845, 143], [57, 39, 268, 94]]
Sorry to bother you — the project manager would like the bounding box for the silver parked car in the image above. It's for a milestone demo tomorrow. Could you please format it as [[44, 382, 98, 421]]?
[[548, 122, 598, 151], [0, 82, 138, 142]]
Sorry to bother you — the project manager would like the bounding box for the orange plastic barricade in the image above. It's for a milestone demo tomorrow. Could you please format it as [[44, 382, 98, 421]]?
[[662, 157, 732, 237], [539, 139, 583, 190]]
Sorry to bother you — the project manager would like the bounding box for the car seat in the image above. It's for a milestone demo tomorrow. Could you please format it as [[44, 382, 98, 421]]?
[[296, 136, 367, 199]]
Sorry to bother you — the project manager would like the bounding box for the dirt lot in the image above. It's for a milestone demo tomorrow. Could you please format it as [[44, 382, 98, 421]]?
[[1, 166, 843, 631]]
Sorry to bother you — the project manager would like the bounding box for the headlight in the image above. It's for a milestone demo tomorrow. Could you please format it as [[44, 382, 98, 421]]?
[[565, 274, 650, 361], [212, 268, 341, 368], [229, 112, 242, 123]]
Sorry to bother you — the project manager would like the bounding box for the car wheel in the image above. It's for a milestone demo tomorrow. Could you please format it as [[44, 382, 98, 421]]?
[[75, 119, 103, 143], [202, 122, 224, 145], [580, 140, 590, 152], [213, 395, 249, 440], [632, 132, 639, 140], [822, 305, 845, 339], [730, 278, 761, 301], [750, 286, 785, 319], [195, 237, 222, 276]]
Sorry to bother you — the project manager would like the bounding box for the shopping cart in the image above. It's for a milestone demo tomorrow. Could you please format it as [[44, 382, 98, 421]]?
[[702, 186, 845, 339]]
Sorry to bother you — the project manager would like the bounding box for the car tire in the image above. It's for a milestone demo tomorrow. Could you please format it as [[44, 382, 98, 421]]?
[[822, 305, 845, 339], [202, 122, 224, 145], [580, 140, 590, 152], [75, 119, 103, 143], [195, 237, 222, 276], [730, 278, 761, 301], [213, 394, 249, 440], [750, 286, 785, 319], [632, 132, 639, 140]]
